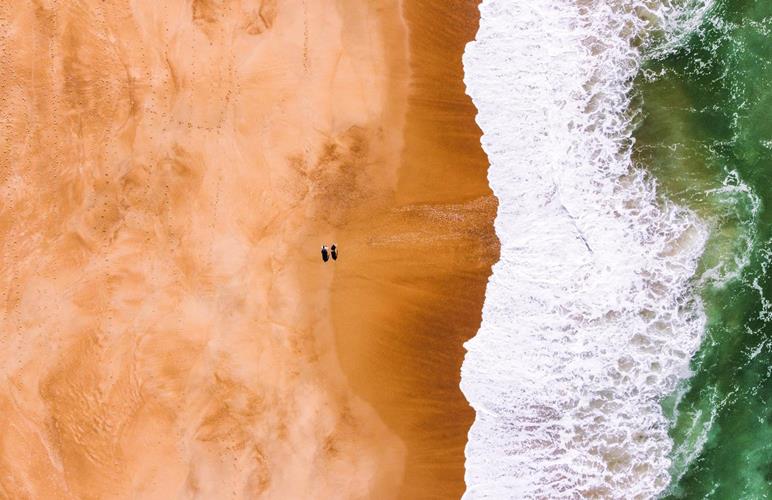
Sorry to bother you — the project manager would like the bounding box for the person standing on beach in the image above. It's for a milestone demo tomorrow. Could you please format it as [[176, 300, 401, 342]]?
[[321, 245, 329, 262], [331, 244, 338, 261]]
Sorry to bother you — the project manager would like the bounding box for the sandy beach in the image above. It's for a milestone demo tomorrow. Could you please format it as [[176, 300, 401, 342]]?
[[331, 1, 497, 497], [0, 0, 496, 498]]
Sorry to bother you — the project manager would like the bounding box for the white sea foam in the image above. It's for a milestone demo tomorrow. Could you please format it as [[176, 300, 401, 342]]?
[[699, 170, 762, 288], [461, 1, 713, 497]]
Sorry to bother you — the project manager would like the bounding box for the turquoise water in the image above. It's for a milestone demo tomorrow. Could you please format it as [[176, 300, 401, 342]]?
[[634, 1, 772, 497]]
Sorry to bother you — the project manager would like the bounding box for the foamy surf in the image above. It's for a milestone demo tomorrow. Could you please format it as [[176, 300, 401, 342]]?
[[461, 0, 713, 497]]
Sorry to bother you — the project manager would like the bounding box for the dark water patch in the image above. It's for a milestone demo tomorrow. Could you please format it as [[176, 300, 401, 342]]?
[[633, 0, 772, 497]]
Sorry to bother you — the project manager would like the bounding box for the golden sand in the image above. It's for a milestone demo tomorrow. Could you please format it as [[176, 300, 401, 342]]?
[[0, 0, 496, 498]]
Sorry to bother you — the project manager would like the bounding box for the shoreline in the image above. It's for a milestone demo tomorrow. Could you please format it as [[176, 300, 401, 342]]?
[[330, 0, 498, 497]]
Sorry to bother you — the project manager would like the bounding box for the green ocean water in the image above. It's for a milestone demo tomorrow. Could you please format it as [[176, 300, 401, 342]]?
[[634, 1, 772, 497]]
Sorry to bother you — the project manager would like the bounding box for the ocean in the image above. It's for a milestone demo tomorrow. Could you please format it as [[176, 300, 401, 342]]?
[[639, 0, 772, 497], [461, 0, 770, 497]]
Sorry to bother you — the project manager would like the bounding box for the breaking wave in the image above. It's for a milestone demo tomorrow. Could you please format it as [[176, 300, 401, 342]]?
[[461, 0, 714, 497]]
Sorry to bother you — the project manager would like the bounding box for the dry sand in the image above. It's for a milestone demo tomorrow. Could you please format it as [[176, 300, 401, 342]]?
[[0, 0, 496, 498]]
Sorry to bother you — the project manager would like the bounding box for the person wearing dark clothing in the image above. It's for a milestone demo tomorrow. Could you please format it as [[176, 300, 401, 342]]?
[[330, 244, 338, 261], [321, 245, 329, 262]]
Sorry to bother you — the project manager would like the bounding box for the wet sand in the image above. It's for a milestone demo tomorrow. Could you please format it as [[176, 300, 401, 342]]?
[[0, 0, 495, 498], [332, 1, 497, 498]]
